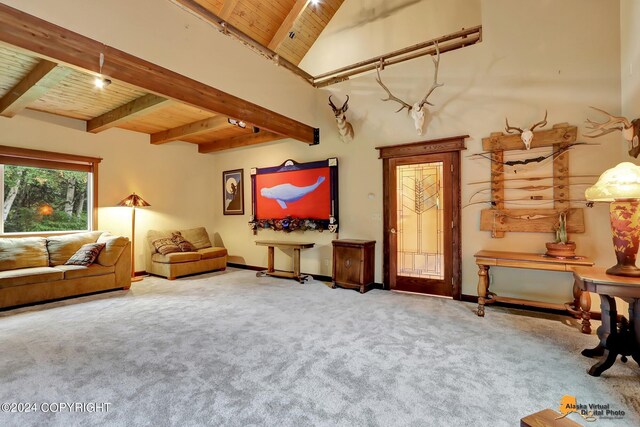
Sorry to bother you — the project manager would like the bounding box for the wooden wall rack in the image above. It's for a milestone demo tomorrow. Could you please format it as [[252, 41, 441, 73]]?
[[479, 122, 585, 238]]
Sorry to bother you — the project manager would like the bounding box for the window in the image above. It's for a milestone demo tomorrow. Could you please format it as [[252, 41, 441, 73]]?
[[0, 146, 101, 235]]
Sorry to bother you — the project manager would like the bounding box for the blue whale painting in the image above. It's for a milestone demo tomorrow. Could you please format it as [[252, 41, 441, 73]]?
[[260, 176, 326, 209]]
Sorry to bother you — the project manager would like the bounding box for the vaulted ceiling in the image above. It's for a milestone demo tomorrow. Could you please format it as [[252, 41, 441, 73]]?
[[187, 0, 345, 65], [0, 1, 480, 153], [0, 1, 345, 153]]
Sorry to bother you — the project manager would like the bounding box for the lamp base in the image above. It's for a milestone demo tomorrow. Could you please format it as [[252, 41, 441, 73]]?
[[131, 276, 144, 282], [606, 264, 640, 277]]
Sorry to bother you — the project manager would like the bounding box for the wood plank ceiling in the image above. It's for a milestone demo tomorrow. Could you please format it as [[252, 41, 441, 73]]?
[[0, 1, 344, 153], [191, 0, 344, 65]]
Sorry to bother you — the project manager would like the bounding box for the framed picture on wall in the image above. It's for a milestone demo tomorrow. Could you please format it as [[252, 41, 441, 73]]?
[[223, 169, 244, 215], [249, 158, 339, 233]]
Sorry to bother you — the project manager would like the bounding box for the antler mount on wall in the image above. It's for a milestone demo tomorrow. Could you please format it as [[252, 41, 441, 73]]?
[[584, 106, 640, 158], [375, 42, 443, 136], [478, 122, 586, 238], [328, 95, 354, 142]]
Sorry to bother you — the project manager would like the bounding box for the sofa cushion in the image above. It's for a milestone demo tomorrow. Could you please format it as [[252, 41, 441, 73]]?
[[0, 267, 64, 289], [152, 238, 181, 255], [46, 231, 102, 266], [96, 232, 129, 266], [172, 232, 197, 252], [152, 252, 201, 264], [178, 227, 212, 250], [0, 237, 48, 271], [198, 247, 228, 260], [65, 243, 106, 266], [55, 264, 115, 280]]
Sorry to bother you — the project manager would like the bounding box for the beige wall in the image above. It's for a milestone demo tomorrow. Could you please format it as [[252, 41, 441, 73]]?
[[621, 0, 640, 133], [1, 0, 630, 305], [299, 0, 481, 74]]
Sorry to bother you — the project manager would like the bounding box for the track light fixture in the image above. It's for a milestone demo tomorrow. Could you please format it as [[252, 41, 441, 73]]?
[[228, 118, 247, 128], [94, 52, 111, 89]]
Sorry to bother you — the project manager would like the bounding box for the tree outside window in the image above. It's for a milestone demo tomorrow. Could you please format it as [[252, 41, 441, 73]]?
[[2, 165, 91, 233]]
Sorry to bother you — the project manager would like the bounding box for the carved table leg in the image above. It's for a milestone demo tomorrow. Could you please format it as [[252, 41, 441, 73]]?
[[585, 294, 618, 376], [267, 246, 275, 273], [579, 286, 592, 334], [629, 299, 640, 367], [293, 248, 301, 279], [477, 264, 489, 317]]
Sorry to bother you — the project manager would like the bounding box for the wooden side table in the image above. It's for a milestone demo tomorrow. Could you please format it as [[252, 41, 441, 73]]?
[[331, 239, 375, 293], [573, 266, 640, 376], [520, 409, 582, 427], [255, 240, 315, 283], [475, 250, 594, 333]]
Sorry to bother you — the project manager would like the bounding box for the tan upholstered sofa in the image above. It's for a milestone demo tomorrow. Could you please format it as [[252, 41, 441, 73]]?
[[145, 227, 227, 280], [0, 231, 131, 309]]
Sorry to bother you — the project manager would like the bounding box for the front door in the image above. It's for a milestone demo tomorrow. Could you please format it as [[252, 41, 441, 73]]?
[[382, 145, 462, 297]]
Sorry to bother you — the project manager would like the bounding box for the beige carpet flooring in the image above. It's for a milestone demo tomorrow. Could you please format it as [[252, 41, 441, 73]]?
[[1, 268, 639, 427]]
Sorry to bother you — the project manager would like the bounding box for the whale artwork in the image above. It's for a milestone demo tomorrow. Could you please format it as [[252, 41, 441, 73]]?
[[260, 176, 326, 209]]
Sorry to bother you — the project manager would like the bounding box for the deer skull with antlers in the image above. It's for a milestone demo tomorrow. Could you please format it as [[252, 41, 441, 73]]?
[[328, 95, 354, 142], [504, 111, 548, 150], [375, 42, 443, 135], [584, 106, 640, 158]]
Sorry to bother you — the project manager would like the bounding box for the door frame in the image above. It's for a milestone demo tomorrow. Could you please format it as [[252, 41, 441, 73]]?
[[377, 135, 467, 299]]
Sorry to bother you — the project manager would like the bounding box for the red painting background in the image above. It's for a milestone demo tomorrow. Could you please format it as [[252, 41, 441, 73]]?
[[256, 167, 330, 219]]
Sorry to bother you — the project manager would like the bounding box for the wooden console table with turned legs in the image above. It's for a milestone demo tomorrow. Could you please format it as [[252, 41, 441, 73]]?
[[474, 250, 594, 333], [255, 240, 315, 283]]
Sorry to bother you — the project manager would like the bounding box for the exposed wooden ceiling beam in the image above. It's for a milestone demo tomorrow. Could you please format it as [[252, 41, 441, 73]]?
[[87, 94, 171, 133], [218, 0, 240, 20], [268, 0, 310, 51], [198, 131, 285, 153], [0, 59, 71, 117], [150, 115, 230, 144], [0, 3, 318, 145]]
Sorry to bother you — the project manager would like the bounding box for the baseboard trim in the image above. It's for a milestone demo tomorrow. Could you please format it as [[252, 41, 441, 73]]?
[[227, 262, 263, 272], [227, 262, 385, 288], [228, 262, 334, 282]]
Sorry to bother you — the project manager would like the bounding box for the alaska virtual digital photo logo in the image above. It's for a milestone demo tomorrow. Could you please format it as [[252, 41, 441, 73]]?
[[556, 395, 626, 423]]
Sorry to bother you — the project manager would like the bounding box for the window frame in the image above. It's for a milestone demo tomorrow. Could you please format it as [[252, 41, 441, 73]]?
[[0, 145, 101, 237]]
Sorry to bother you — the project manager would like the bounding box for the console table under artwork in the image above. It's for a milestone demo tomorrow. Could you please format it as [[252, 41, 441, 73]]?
[[474, 250, 594, 333], [255, 240, 315, 283]]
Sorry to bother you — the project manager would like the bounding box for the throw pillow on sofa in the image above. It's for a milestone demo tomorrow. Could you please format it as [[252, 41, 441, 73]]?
[[65, 242, 106, 266], [171, 232, 197, 252], [152, 238, 181, 255]]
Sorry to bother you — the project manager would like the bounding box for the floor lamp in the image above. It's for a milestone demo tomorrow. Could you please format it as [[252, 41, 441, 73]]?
[[117, 193, 150, 282]]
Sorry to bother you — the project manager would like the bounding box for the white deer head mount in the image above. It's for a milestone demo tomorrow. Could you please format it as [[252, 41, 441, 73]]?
[[328, 95, 354, 142], [584, 106, 640, 158], [375, 41, 443, 135], [504, 110, 548, 150]]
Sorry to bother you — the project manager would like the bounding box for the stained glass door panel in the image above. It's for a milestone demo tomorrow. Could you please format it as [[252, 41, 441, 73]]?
[[388, 152, 454, 297], [396, 162, 444, 280]]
